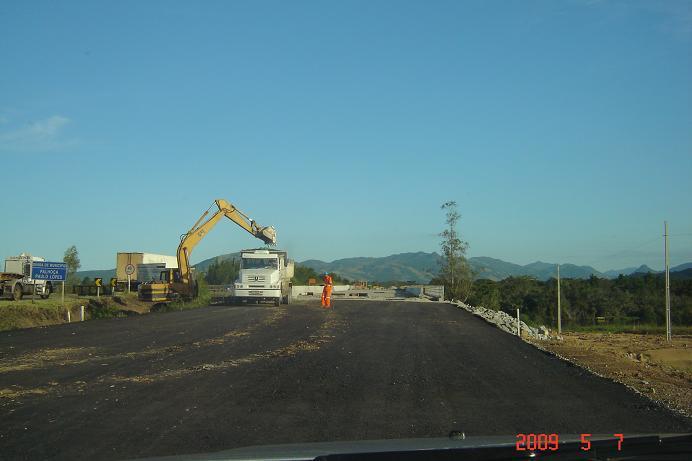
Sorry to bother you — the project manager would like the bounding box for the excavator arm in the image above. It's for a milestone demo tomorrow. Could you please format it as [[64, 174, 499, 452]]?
[[176, 199, 276, 293]]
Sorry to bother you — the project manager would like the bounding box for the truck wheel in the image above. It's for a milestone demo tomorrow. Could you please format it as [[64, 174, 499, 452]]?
[[13, 285, 23, 301], [41, 283, 51, 299]]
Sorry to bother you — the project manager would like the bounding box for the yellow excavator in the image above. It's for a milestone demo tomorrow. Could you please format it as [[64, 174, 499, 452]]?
[[138, 199, 276, 302]]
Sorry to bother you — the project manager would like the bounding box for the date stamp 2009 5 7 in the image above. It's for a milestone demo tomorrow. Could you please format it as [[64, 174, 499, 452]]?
[[515, 433, 624, 452]]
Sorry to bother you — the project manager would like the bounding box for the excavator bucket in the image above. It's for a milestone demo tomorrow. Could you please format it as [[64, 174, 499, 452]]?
[[258, 226, 277, 245]]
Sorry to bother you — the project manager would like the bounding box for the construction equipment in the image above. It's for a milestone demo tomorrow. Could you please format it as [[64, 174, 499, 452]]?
[[138, 199, 276, 302], [233, 249, 294, 306]]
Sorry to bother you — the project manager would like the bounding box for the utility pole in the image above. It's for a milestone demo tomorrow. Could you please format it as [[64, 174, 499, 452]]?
[[557, 264, 562, 334], [664, 221, 671, 342]]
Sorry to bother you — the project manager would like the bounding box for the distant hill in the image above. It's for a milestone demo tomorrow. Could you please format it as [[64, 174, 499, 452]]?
[[495, 260, 602, 281], [467, 257, 524, 280], [630, 268, 692, 281], [74, 269, 116, 280], [672, 262, 692, 272], [299, 253, 603, 283], [192, 252, 241, 273], [300, 253, 692, 283], [633, 264, 656, 274], [470, 259, 601, 281], [671, 268, 692, 280], [604, 264, 657, 277], [76, 252, 692, 284], [302, 252, 442, 283]]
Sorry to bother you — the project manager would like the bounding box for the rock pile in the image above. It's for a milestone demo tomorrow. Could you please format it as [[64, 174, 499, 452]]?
[[452, 301, 544, 340]]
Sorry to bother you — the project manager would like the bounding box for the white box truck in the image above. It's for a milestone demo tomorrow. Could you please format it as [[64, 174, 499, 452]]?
[[233, 249, 294, 306], [0, 253, 52, 300]]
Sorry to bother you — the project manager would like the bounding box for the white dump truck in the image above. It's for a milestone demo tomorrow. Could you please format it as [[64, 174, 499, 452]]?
[[233, 249, 294, 306], [0, 254, 52, 300]]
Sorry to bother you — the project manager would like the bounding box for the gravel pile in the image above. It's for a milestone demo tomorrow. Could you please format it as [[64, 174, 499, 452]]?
[[452, 301, 547, 340]]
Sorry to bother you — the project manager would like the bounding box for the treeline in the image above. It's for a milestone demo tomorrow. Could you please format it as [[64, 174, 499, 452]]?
[[466, 273, 692, 327], [203, 259, 350, 285], [204, 259, 240, 284]]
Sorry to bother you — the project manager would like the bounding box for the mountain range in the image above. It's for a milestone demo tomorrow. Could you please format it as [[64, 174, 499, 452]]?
[[298, 253, 690, 283], [75, 252, 692, 284]]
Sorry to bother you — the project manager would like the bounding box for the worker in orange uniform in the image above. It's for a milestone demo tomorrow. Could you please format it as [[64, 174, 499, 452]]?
[[321, 272, 333, 308]]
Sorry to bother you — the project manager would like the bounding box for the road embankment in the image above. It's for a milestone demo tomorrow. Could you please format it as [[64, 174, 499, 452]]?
[[0, 294, 151, 331]]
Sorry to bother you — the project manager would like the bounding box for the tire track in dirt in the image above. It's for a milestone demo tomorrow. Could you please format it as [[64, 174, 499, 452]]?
[[0, 307, 342, 401]]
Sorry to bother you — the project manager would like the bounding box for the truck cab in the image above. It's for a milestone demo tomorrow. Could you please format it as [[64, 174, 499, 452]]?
[[233, 249, 294, 306], [0, 254, 52, 300]]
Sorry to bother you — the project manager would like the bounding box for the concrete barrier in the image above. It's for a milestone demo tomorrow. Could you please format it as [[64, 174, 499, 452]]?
[[403, 285, 444, 300], [292, 285, 351, 297], [209, 284, 443, 301], [404, 286, 423, 296], [292, 285, 444, 301]]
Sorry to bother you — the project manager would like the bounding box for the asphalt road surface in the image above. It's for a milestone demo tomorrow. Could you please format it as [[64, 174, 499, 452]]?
[[1, 300, 690, 460]]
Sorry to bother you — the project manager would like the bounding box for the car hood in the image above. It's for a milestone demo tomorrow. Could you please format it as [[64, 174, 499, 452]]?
[[133, 433, 692, 461]]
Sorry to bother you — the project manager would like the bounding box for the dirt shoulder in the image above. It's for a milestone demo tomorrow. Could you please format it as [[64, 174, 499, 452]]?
[[529, 332, 692, 417], [0, 294, 153, 331]]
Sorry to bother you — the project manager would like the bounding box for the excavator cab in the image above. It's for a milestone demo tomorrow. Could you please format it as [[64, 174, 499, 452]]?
[[138, 269, 183, 302], [158, 268, 181, 283]]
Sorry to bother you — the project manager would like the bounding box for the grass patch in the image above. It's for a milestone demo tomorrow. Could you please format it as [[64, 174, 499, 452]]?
[[0, 293, 140, 331], [511, 313, 692, 336], [0, 304, 67, 331], [153, 280, 213, 313], [0, 282, 212, 330], [86, 298, 126, 319], [564, 323, 692, 335], [0, 295, 78, 310]]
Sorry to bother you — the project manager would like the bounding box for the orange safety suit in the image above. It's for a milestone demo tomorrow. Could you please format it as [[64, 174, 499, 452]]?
[[321, 274, 333, 308]]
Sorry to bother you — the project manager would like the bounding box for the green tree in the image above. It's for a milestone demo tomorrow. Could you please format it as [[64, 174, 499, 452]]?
[[330, 272, 351, 284], [291, 265, 351, 285], [292, 264, 319, 285], [438, 201, 473, 301], [469, 279, 500, 310], [204, 258, 240, 285], [64, 245, 81, 287], [474, 270, 692, 329]]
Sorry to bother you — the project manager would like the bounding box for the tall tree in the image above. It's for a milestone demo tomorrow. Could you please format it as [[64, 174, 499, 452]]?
[[438, 201, 473, 301], [63, 245, 81, 287]]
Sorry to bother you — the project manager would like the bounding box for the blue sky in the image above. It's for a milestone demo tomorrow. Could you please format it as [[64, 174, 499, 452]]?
[[1, 0, 691, 272]]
